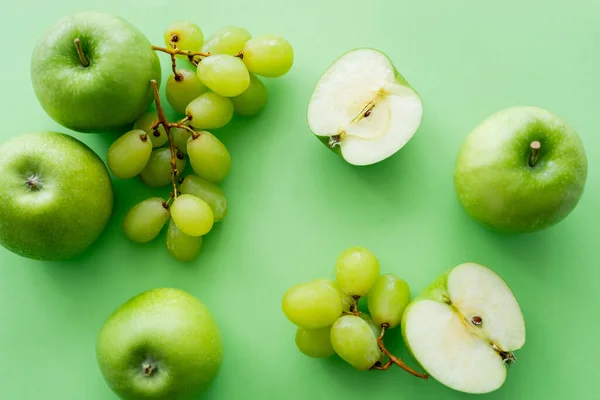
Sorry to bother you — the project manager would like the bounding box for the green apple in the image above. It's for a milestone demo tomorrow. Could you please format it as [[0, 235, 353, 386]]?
[[96, 288, 223, 400], [402, 263, 526, 394], [0, 132, 113, 261], [30, 11, 162, 133], [454, 106, 588, 233], [306, 48, 423, 166]]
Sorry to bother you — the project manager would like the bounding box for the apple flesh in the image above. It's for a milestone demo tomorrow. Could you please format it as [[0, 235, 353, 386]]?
[[402, 263, 526, 394], [30, 11, 162, 133], [454, 106, 588, 233], [96, 288, 223, 400], [307, 48, 423, 166], [0, 132, 113, 261]]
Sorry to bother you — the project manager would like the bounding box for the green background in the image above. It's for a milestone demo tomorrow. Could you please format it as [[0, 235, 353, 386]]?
[[0, 0, 598, 398]]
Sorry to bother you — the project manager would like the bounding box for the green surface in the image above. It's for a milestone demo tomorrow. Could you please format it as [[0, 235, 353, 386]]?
[[0, 0, 598, 399]]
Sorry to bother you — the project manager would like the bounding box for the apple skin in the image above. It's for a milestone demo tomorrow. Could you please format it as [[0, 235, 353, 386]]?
[[30, 11, 162, 133], [454, 106, 588, 233], [96, 288, 223, 400], [0, 132, 113, 261]]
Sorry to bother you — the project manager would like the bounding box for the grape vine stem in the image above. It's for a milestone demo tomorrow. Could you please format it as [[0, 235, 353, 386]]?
[[150, 79, 180, 199], [152, 45, 211, 59], [375, 325, 429, 380]]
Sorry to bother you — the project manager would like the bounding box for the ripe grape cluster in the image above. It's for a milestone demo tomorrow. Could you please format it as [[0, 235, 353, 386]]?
[[106, 21, 293, 262], [282, 247, 428, 378]]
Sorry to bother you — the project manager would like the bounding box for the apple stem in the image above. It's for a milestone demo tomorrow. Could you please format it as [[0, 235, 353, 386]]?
[[375, 325, 429, 380], [529, 141, 541, 167], [73, 38, 89, 67]]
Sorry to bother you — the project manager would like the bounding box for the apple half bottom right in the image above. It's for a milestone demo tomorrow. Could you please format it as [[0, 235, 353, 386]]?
[[453, 106, 588, 233], [401, 262, 525, 394]]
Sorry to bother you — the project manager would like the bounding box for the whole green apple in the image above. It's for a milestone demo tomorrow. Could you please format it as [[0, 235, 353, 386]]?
[[454, 106, 588, 233], [0, 132, 113, 261], [96, 288, 223, 400], [30, 11, 162, 133]]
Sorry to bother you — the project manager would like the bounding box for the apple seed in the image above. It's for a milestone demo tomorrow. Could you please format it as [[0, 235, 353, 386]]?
[[471, 316, 482, 326]]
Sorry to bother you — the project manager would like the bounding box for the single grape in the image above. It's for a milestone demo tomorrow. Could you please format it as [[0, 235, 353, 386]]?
[[196, 54, 250, 97], [122, 198, 170, 243], [139, 147, 187, 188], [133, 111, 168, 148], [358, 312, 382, 338], [166, 219, 203, 262], [335, 246, 380, 297], [313, 279, 353, 313], [166, 69, 209, 115], [164, 20, 204, 53], [187, 131, 231, 182], [107, 129, 152, 179], [367, 274, 411, 328], [186, 92, 234, 130], [231, 73, 268, 116], [295, 327, 335, 358], [171, 127, 192, 154], [179, 175, 227, 222], [202, 26, 251, 55], [242, 34, 294, 78], [282, 280, 343, 329], [170, 194, 214, 237], [330, 315, 383, 371]]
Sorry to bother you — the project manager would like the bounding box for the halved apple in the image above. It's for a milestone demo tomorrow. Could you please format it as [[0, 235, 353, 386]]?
[[307, 48, 423, 166], [402, 263, 526, 394]]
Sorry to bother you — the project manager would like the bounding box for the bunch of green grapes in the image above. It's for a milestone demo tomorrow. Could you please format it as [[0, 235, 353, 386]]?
[[104, 21, 294, 263], [163, 21, 294, 121], [281, 247, 427, 378]]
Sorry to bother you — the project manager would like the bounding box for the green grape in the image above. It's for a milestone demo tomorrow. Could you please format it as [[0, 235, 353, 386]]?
[[202, 26, 251, 55], [358, 312, 381, 338], [139, 147, 187, 188], [186, 92, 234, 130], [367, 274, 411, 328], [133, 111, 168, 148], [242, 34, 294, 78], [171, 127, 192, 154], [107, 129, 152, 179], [330, 315, 383, 371], [313, 279, 353, 313], [335, 246, 380, 297], [166, 219, 203, 262], [231, 73, 268, 116], [166, 69, 209, 115], [282, 280, 343, 329], [170, 194, 214, 237], [186, 131, 231, 182], [122, 197, 170, 243], [179, 175, 227, 222], [196, 54, 250, 97], [164, 20, 204, 53], [295, 327, 335, 358]]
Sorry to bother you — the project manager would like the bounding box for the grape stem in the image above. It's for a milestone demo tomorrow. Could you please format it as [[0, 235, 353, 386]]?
[[152, 45, 211, 59], [171, 123, 199, 139], [375, 325, 429, 380], [150, 79, 180, 199], [351, 296, 360, 317]]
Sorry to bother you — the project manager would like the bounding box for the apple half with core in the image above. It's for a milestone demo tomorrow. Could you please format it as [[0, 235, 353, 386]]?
[[96, 288, 223, 400], [30, 11, 162, 133], [307, 48, 423, 166], [0, 132, 113, 261], [454, 106, 587, 233], [402, 263, 526, 394]]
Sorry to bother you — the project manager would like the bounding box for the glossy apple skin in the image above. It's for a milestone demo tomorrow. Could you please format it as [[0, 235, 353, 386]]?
[[0, 132, 113, 261], [30, 11, 162, 133], [454, 106, 587, 233], [96, 288, 223, 400]]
